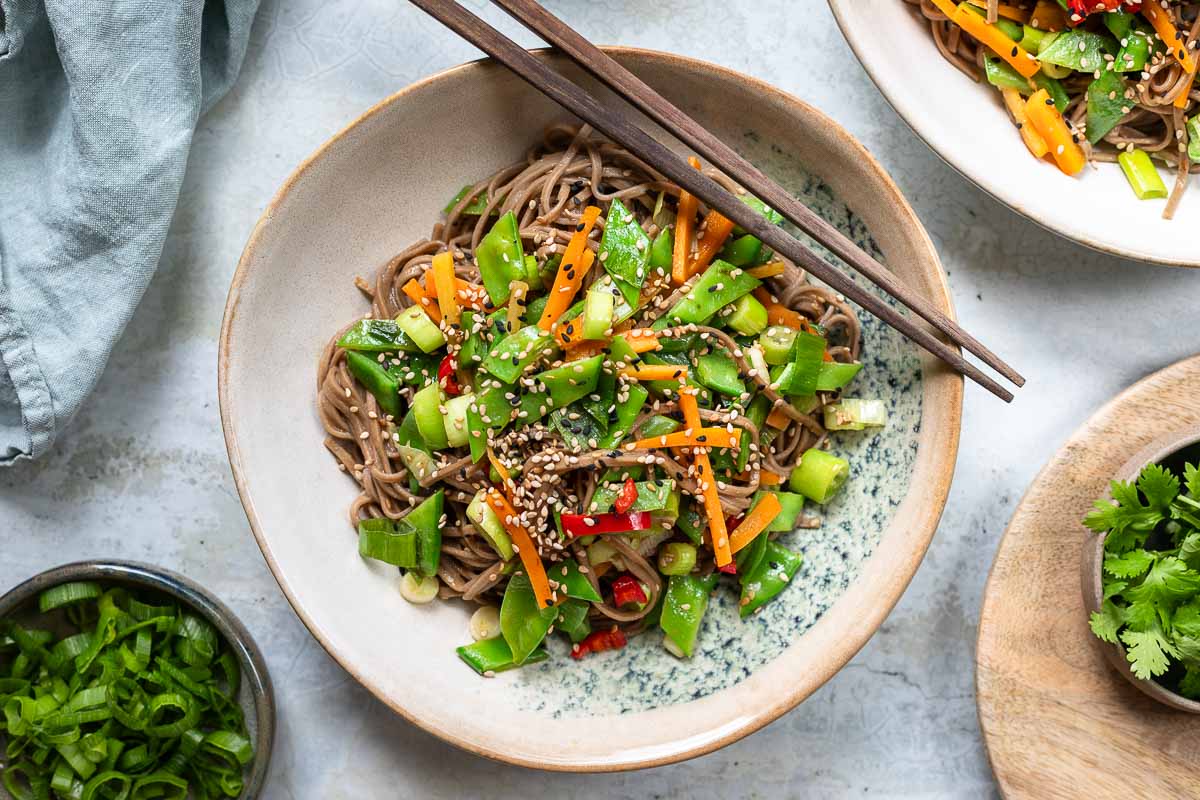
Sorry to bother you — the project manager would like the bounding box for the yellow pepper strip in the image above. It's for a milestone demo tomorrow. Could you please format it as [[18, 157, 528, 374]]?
[[485, 489, 553, 609], [1143, 1, 1197, 75], [671, 157, 703, 285], [747, 262, 785, 279], [431, 252, 460, 325], [422, 273, 490, 310], [680, 390, 732, 568], [402, 279, 441, 324], [1001, 87, 1050, 158], [619, 365, 689, 382], [729, 493, 783, 555], [1029, 0, 1067, 32], [951, 4, 1041, 78], [965, 0, 1029, 22], [539, 205, 602, 331], [1024, 89, 1086, 176], [628, 428, 741, 451]]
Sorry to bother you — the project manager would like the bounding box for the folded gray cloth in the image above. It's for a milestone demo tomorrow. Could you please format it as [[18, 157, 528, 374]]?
[[0, 0, 258, 464]]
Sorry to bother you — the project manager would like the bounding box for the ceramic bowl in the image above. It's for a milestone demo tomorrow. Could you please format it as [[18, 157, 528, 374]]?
[[219, 47, 963, 770], [1081, 425, 1200, 713], [829, 1, 1200, 267], [0, 561, 275, 793]]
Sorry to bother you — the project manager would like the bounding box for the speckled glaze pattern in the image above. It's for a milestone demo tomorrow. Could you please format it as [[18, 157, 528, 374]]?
[[502, 158, 922, 718]]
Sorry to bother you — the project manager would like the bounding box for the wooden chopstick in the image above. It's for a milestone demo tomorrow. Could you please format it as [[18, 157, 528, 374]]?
[[407, 0, 1016, 403], [493, 0, 1023, 391]]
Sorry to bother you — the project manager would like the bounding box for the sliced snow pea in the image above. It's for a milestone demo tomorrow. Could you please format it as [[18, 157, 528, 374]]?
[[738, 541, 803, 617], [649, 227, 674, 271], [1086, 68, 1127, 145], [597, 383, 649, 448], [345, 352, 401, 418], [1038, 29, 1115, 73], [550, 559, 602, 603], [696, 351, 745, 397], [660, 573, 719, 658], [443, 185, 499, 216], [719, 234, 763, 267], [598, 198, 651, 306], [405, 490, 445, 578], [466, 490, 514, 560], [675, 500, 706, 546], [815, 361, 863, 392], [732, 194, 782, 236], [411, 383, 449, 450], [337, 319, 421, 353], [476, 211, 526, 306], [589, 480, 676, 513], [483, 325, 556, 384], [550, 405, 606, 450], [554, 599, 593, 643], [737, 395, 771, 472], [581, 370, 617, 430], [534, 355, 604, 409], [456, 636, 547, 675], [653, 260, 761, 330], [500, 573, 559, 665], [765, 490, 806, 532]]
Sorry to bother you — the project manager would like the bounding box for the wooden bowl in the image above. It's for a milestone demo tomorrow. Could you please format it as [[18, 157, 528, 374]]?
[[1081, 425, 1200, 713], [220, 47, 963, 770]]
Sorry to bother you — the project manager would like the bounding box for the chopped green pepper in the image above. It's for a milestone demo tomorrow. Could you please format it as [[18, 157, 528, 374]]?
[[475, 211, 526, 305], [739, 541, 803, 617]]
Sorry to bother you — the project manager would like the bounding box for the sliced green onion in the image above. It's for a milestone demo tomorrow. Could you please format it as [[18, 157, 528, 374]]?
[[1117, 148, 1168, 200], [38, 583, 102, 613], [823, 399, 888, 431]]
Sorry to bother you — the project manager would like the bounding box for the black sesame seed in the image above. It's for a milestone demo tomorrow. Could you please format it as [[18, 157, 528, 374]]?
[[1045, 97, 1055, 105], [1011, 46, 1018, 57], [575, 222, 585, 232]]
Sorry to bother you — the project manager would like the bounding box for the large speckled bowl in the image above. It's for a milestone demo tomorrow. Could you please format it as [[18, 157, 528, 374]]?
[[220, 48, 962, 770]]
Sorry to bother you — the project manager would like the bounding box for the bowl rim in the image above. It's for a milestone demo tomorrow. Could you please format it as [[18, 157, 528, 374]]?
[[1080, 425, 1200, 713], [218, 45, 963, 771], [0, 560, 276, 795], [827, 0, 1198, 269]]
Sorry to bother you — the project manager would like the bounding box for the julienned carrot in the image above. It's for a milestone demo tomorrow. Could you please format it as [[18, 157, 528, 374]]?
[[728, 493, 783, 555], [403, 279, 441, 324], [431, 252, 460, 324], [951, 4, 1040, 78], [964, 0, 1029, 22], [687, 211, 735, 278], [765, 406, 793, 430], [1143, 1, 1197, 75], [485, 489, 553, 608], [622, 329, 661, 353], [620, 365, 689, 382], [539, 206, 602, 331], [487, 445, 513, 489], [629, 428, 741, 451], [747, 262, 785, 279], [757, 471, 783, 487], [1024, 89, 1086, 176], [671, 157, 702, 285], [753, 288, 810, 331], [1000, 88, 1049, 159], [681, 391, 732, 567]]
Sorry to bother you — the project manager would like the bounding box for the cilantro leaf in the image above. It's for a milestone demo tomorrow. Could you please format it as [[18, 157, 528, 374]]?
[[1103, 580, 1128, 600], [1084, 498, 1122, 534], [1123, 556, 1200, 609], [1122, 599, 1159, 631], [1186, 462, 1200, 499], [1172, 600, 1200, 640], [1103, 549, 1154, 579], [1172, 635, 1200, 664], [1138, 463, 1180, 512], [1089, 601, 1123, 644], [1180, 667, 1200, 699], [1120, 626, 1176, 679], [1181, 532, 1200, 571]]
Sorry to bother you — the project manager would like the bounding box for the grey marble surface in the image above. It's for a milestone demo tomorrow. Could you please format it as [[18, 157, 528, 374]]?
[[3, 0, 1198, 796]]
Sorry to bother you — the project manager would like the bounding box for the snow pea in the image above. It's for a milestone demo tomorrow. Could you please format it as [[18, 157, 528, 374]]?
[[738, 541, 803, 617], [638, 414, 680, 440], [534, 354, 603, 409], [737, 395, 771, 472], [660, 573, 719, 658], [589, 480, 676, 513], [456, 636, 547, 676], [443, 185, 500, 217], [337, 319, 421, 353], [814, 361, 862, 392], [581, 370, 617, 430], [1086, 69, 1128, 145], [1115, 26, 1154, 73], [719, 234, 763, 267], [550, 406, 605, 450], [483, 325, 556, 384], [649, 227, 674, 271], [551, 559, 602, 602], [731, 194, 782, 236], [405, 490, 445, 578], [500, 572, 559, 664], [1038, 29, 1115, 73], [476, 211, 526, 305], [696, 351, 745, 397], [597, 383, 649, 448], [344, 352, 401, 418], [598, 198, 651, 306], [465, 381, 515, 461], [763, 490, 805, 533], [653, 260, 761, 330], [554, 599, 593, 643]]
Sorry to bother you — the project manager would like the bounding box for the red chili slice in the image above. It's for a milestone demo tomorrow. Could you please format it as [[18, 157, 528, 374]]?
[[1067, 0, 1139, 16], [614, 477, 638, 514], [570, 628, 628, 660], [560, 511, 651, 537], [611, 574, 648, 608], [437, 355, 461, 396]]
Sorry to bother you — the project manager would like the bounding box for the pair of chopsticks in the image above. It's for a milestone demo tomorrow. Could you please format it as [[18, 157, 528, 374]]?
[[409, 0, 1024, 402]]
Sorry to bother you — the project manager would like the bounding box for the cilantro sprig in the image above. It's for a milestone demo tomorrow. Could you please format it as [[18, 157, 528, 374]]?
[[1085, 461, 1200, 693]]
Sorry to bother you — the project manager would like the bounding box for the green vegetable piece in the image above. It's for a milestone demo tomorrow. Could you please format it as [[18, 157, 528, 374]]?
[[759, 326, 797, 365], [1103, 8, 1135, 40], [608, 334, 640, 368], [823, 398, 887, 431], [735, 524, 770, 578], [358, 518, 418, 568], [1114, 27, 1153, 73], [442, 394, 473, 448], [597, 383, 650, 449], [345, 351, 401, 418], [654, 260, 761, 329], [555, 599, 593, 644], [551, 560, 603, 603], [411, 383, 449, 450], [789, 448, 850, 504], [475, 211, 526, 305], [696, 351, 746, 397], [590, 480, 676, 514], [443, 184, 496, 216], [719, 234, 763, 267], [725, 294, 768, 336], [815, 361, 863, 392], [737, 395, 771, 473], [404, 490, 444, 577], [1019, 24, 1048, 54], [638, 414, 680, 440], [732, 194, 782, 236], [1188, 116, 1200, 164], [523, 294, 550, 327], [458, 310, 483, 367], [337, 319, 421, 353], [1118, 148, 1168, 200], [533, 354, 603, 410], [1086, 69, 1128, 145], [582, 283, 615, 340], [598, 198, 651, 306], [522, 255, 542, 291], [464, 381, 512, 462], [660, 574, 718, 658], [549, 405, 605, 450], [657, 542, 698, 576], [483, 325, 555, 384], [456, 636, 548, 675], [739, 541, 803, 617], [467, 490, 514, 561], [776, 331, 826, 397], [1038, 29, 1115, 73], [500, 573, 559, 665], [676, 500, 705, 545], [983, 56, 1030, 92], [394, 305, 446, 354], [765, 491, 806, 532], [649, 227, 674, 270]]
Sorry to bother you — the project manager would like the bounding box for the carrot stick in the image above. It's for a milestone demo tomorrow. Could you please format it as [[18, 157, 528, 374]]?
[[729, 493, 783, 555], [951, 5, 1041, 78], [539, 206, 601, 331], [622, 329, 661, 353], [1025, 89, 1086, 176], [753, 288, 811, 331], [1143, 1, 1197, 75], [671, 157, 702, 285], [680, 390, 732, 567], [747, 262, 785, 279], [1001, 88, 1049, 159], [687, 211, 735, 277], [422, 273, 490, 310], [757, 471, 783, 487], [403, 279, 441, 324], [485, 489, 553, 608], [431, 252, 460, 325], [629, 428, 741, 451], [766, 406, 793, 430], [620, 365, 689, 382]]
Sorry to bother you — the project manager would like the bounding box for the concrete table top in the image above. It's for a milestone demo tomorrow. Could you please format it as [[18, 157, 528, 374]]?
[[4, 0, 1198, 796]]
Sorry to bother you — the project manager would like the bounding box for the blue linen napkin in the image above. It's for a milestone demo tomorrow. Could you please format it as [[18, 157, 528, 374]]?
[[0, 0, 258, 464]]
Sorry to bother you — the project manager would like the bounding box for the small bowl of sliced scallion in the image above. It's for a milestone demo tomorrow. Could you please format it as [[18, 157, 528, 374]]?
[[0, 561, 274, 798]]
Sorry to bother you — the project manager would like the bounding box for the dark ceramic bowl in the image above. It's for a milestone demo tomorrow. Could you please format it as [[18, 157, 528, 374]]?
[[0, 561, 275, 796], [1081, 426, 1200, 714]]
